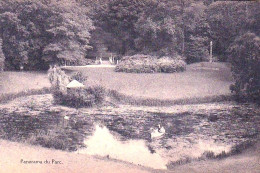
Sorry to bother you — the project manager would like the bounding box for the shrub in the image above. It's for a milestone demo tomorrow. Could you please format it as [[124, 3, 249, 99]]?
[[53, 87, 105, 108], [157, 56, 186, 73], [48, 66, 70, 93], [48, 66, 105, 107], [65, 58, 95, 66], [70, 71, 87, 83], [115, 54, 160, 73], [115, 54, 186, 73], [228, 32, 260, 104]]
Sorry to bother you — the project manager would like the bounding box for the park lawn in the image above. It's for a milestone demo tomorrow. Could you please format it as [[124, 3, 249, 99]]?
[[64, 62, 233, 100], [0, 62, 233, 101], [0, 71, 50, 94]]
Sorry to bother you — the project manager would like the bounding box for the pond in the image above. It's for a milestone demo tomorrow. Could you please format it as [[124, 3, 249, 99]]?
[[0, 95, 259, 169]]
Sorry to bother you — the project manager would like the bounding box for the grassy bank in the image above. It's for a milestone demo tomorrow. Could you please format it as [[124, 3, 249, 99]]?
[[0, 87, 51, 104], [107, 89, 233, 106]]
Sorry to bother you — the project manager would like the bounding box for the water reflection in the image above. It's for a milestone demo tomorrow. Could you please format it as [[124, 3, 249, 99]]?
[[0, 100, 258, 170], [77, 124, 167, 169], [76, 124, 234, 169]]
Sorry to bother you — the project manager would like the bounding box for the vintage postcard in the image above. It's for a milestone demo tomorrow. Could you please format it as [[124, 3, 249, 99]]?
[[0, 0, 259, 172]]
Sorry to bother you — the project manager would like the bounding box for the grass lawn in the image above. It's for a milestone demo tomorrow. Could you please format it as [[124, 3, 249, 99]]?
[[63, 62, 233, 100], [0, 71, 50, 94], [0, 62, 233, 101]]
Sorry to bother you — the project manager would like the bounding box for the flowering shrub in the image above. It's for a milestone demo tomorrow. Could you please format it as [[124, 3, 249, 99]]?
[[157, 56, 186, 73], [115, 54, 186, 73]]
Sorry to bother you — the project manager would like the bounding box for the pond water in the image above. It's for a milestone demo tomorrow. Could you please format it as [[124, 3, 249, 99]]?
[[77, 124, 232, 169], [77, 124, 167, 169], [0, 96, 259, 169]]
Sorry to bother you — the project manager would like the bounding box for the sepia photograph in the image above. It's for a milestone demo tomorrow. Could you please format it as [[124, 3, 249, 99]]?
[[0, 0, 259, 172]]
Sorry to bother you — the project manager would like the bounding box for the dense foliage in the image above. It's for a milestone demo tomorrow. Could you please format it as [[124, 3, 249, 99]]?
[[0, 0, 94, 70], [157, 56, 186, 73], [0, 0, 258, 69], [94, 0, 210, 60], [207, 1, 260, 61], [115, 54, 186, 73], [229, 32, 260, 104], [48, 66, 105, 107]]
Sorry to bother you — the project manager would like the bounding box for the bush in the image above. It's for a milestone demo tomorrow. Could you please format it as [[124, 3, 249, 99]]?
[[53, 87, 105, 108], [115, 54, 160, 73], [64, 58, 95, 66], [70, 71, 87, 83], [48, 66, 105, 107], [157, 56, 186, 73], [228, 32, 260, 104], [48, 66, 70, 93], [115, 54, 186, 73]]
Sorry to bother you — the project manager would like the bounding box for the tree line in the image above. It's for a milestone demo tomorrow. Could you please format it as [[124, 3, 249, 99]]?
[[0, 0, 258, 70]]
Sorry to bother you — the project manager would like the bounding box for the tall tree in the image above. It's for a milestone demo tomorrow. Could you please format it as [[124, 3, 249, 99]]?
[[97, 0, 146, 55], [184, 1, 210, 63], [229, 32, 260, 103], [0, 0, 94, 70], [43, 0, 94, 65], [207, 1, 259, 61]]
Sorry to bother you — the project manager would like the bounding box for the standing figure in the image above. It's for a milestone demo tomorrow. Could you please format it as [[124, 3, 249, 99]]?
[[99, 57, 102, 64]]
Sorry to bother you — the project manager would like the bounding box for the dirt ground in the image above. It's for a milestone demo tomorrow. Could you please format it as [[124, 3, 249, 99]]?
[[0, 140, 259, 173]]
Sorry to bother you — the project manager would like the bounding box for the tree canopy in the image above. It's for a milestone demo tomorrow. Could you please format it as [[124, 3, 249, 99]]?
[[0, 0, 259, 70], [0, 0, 94, 70]]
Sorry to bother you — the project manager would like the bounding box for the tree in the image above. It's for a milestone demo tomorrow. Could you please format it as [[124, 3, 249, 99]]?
[[134, 0, 181, 56], [43, 0, 94, 66], [0, 10, 29, 70], [0, 0, 94, 70], [229, 32, 260, 103], [207, 1, 259, 61], [97, 0, 146, 55], [184, 2, 210, 63]]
